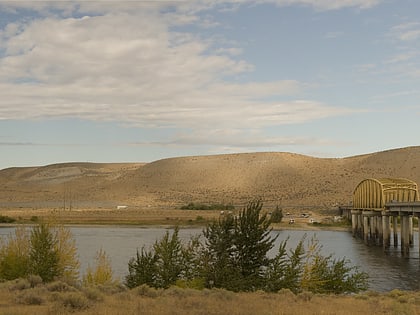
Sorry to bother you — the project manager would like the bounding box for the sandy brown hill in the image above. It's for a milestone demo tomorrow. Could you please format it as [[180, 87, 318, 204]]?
[[1, 147, 420, 210]]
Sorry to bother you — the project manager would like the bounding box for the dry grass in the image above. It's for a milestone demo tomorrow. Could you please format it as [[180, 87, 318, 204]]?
[[1, 281, 420, 315]]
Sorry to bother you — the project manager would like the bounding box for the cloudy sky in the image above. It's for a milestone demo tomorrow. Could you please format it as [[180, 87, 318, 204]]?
[[1, 0, 419, 169]]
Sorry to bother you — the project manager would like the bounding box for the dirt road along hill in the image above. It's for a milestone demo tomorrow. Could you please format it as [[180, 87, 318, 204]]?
[[1, 146, 420, 213]]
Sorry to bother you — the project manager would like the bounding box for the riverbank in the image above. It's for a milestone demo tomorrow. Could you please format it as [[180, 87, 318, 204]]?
[[0, 206, 351, 231], [0, 280, 418, 315]]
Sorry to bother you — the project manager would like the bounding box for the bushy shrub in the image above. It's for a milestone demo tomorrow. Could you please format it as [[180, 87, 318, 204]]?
[[133, 284, 161, 298], [270, 206, 283, 223], [15, 288, 46, 305], [9, 278, 31, 291], [27, 274, 43, 288], [175, 277, 205, 290], [126, 226, 195, 289], [55, 225, 80, 283], [0, 226, 30, 280], [0, 215, 15, 223], [47, 280, 75, 292], [58, 292, 90, 311], [82, 286, 104, 302], [83, 248, 117, 286], [0, 223, 80, 283]]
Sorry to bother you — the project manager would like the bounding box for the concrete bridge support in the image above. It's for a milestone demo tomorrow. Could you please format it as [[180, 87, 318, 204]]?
[[409, 216, 414, 246], [378, 215, 383, 246], [363, 215, 369, 244], [352, 211, 358, 237], [382, 212, 391, 250], [352, 206, 419, 257], [352, 211, 411, 255], [392, 215, 398, 248], [401, 214, 410, 257]]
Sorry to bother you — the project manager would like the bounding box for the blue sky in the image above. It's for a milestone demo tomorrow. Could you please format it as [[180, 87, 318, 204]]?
[[1, 0, 420, 169]]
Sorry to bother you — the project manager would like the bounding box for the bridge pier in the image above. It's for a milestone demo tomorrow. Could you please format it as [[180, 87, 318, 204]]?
[[409, 216, 414, 246], [382, 212, 390, 250], [392, 215, 398, 248], [378, 215, 383, 246], [357, 212, 363, 237], [351, 210, 364, 238], [351, 211, 358, 237], [351, 208, 418, 257], [401, 214, 410, 257]]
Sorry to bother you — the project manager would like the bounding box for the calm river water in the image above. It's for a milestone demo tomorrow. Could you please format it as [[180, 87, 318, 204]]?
[[1, 226, 420, 292]]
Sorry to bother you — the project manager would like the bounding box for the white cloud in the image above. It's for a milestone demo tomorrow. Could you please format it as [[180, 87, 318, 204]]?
[[0, 0, 382, 15], [385, 52, 417, 64], [0, 11, 354, 129], [391, 22, 420, 42], [132, 128, 340, 148], [265, 0, 381, 10], [324, 31, 344, 39]]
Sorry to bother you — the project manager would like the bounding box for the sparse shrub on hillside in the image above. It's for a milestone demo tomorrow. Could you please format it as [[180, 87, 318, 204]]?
[[180, 202, 235, 211]]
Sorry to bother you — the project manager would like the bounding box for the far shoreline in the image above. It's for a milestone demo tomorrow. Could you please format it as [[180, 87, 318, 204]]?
[[0, 206, 352, 232]]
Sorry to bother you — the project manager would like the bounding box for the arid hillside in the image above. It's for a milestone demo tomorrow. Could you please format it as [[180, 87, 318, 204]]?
[[1, 146, 420, 211]]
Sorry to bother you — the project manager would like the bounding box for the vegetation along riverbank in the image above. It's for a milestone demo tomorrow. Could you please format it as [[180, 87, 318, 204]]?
[[0, 201, 386, 314]]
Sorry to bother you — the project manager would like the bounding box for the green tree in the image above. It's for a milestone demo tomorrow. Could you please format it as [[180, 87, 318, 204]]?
[[202, 212, 239, 290], [29, 223, 60, 282], [300, 237, 368, 294], [153, 226, 184, 288], [265, 237, 306, 293], [126, 247, 157, 289], [0, 223, 79, 283], [125, 200, 368, 294], [234, 200, 276, 290], [125, 226, 194, 289], [270, 205, 283, 223], [265, 235, 368, 294], [201, 200, 276, 291]]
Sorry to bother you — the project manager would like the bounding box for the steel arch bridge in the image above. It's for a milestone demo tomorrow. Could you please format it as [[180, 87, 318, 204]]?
[[352, 178, 419, 210]]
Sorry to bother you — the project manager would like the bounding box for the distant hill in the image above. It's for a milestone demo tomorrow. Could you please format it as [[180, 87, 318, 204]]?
[[1, 146, 420, 210]]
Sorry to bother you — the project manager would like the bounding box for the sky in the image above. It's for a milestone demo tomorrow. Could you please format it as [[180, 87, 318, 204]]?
[[1, 0, 420, 169]]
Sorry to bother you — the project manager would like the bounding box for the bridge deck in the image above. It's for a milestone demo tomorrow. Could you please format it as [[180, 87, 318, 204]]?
[[385, 201, 420, 213]]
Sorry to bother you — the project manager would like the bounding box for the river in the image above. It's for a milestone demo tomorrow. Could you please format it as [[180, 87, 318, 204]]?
[[1, 226, 419, 292]]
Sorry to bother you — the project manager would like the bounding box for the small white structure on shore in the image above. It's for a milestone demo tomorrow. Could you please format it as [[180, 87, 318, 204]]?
[[117, 205, 128, 210]]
